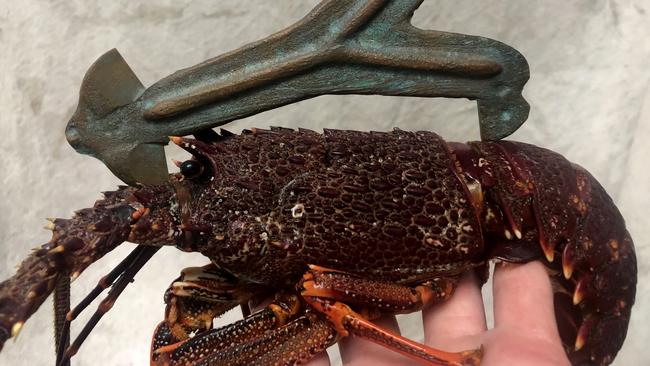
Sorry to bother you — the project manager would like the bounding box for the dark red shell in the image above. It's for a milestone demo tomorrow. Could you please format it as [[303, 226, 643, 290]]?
[[180, 129, 483, 286], [0, 128, 634, 366], [173, 128, 635, 365]]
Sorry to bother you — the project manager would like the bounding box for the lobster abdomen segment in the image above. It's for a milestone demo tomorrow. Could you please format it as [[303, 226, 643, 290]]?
[[463, 141, 636, 365]]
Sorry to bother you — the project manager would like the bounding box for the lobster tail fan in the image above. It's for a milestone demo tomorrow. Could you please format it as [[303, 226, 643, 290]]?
[[66, 48, 145, 152], [76, 48, 145, 117], [64, 49, 169, 185], [66, 48, 145, 153]]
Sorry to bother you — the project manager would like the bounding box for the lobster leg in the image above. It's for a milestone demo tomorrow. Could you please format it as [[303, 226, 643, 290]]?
[[151, 264, 265, 354], [151, 264, 268, 364], [299, 265, 482, 366], [152, 290, 336, 365], [205, 311, 336, 366]]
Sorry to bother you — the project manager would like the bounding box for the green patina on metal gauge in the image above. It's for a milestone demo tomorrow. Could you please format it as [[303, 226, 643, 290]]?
[[65, 0, 530, 185]]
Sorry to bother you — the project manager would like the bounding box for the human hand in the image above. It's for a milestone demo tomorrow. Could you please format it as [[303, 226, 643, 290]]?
[[305, 261, 570, 366]]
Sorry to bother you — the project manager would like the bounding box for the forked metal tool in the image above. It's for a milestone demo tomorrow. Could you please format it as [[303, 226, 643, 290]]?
[[65, 0, 530, 186]]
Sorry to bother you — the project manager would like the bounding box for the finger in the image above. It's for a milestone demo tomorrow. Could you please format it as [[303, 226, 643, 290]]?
[[422, 272, 487, 350], [492, 261, 560, 338], [339, 315, 411, 366]]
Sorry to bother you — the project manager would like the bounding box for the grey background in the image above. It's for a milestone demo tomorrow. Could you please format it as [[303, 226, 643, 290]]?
[[0, 1, 648, 365]]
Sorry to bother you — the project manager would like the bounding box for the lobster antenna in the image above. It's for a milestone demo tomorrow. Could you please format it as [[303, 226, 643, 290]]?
[[53, 274, 70, 366]]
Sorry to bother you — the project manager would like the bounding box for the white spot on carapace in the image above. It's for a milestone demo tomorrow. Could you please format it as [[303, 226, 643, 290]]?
[[485, 207, 495, 221], [426, 237, 443, 247], [291, 203, 305, 218]]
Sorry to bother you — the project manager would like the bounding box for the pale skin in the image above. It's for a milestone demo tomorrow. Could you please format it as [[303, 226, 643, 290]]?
[[304, 261, 571, 366]]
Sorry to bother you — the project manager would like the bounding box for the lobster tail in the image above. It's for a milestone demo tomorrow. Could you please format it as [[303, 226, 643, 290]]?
[[552, 168, 636, 365], [464, 141, 636, 365]]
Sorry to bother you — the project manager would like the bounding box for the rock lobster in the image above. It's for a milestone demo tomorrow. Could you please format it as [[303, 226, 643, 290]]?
[[0, 127, 636, 365]]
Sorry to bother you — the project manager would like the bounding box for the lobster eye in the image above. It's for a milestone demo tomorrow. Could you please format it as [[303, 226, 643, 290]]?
[[180, 160, 203, 179]]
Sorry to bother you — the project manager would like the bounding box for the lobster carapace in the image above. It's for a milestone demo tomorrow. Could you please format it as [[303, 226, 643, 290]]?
[[0, 127, 636, 365]]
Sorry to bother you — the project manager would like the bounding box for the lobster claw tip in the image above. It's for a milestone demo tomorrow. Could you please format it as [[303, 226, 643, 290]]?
[[562, 263, 574, 280], [575, 319, 591, 351], [48, 245, 65, 255], [573, 276, 589, 306], [171, 159, 183, 168], [539, 237, 555, 263], [11, 321, 23, 338], [169, 136, 184, 145], [543, 248, 554, 263], [561, 243, 575, 280], [70, 271, 81, 283]]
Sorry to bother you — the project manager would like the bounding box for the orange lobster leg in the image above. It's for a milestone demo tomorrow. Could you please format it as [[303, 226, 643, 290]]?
[[150, 264, 265, 364], [300, 265, 482, 366], [153, 290, 337, 366], [194, 312, 335, 366], [153, 306, 284, 365]]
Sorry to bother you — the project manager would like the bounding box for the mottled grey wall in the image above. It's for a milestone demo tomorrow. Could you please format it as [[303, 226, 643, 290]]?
[[0, 1, 648, 365]]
